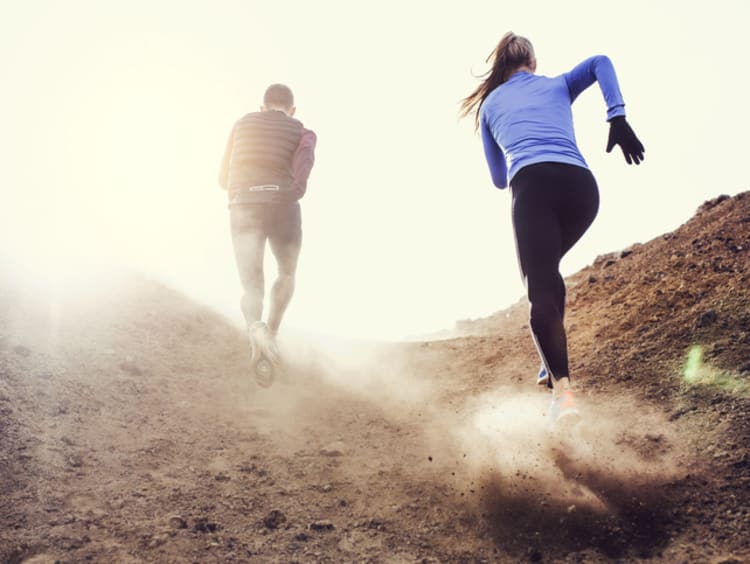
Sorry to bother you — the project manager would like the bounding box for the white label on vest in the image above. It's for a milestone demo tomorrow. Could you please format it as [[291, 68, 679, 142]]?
[[246, 185, 280, 192]]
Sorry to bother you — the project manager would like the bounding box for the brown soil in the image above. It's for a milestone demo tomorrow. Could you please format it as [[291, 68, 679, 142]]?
[[1, 192, 749, 563]]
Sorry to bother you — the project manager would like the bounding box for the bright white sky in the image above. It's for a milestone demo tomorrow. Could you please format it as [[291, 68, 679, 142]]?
[[1, 1, 748, 340]]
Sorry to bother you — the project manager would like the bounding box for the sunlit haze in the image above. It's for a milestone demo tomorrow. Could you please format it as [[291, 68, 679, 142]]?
[[2, 1, 748, 340]]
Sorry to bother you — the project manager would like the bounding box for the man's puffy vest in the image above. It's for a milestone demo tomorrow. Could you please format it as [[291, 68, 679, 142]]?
[[227, 110, 303, 204]]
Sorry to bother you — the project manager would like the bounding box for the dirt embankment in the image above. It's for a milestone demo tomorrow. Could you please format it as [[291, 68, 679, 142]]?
[[1, 192, 749, 563]]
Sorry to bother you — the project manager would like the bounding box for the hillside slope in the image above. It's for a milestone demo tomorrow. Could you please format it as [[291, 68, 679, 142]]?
[[1, 192, 749, 563]]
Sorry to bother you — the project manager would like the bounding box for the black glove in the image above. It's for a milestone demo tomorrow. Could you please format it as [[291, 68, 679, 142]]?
[[606, 116, 645, 165]]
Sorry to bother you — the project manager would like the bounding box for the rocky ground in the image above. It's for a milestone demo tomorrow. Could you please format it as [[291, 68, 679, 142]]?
[[1, 192, 749, 563]]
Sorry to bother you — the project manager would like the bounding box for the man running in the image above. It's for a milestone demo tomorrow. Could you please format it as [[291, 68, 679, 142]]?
[[219, 84, 316, 380]]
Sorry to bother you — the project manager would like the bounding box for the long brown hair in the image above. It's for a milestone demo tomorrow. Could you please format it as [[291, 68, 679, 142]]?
[[460, 32, 535, 130]]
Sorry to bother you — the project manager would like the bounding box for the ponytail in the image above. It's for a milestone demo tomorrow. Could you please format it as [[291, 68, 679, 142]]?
[[460, 32, 535, 130]]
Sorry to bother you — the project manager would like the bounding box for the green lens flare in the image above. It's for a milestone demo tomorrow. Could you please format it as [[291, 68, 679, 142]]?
[[683, 345, 704, 382], [681, 345, 750, 397]]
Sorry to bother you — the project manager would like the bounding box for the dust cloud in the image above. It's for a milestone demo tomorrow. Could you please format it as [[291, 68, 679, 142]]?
[[210, 327, 687, 525], [436, 385, 689, 554], [204, 333, 439, 454]]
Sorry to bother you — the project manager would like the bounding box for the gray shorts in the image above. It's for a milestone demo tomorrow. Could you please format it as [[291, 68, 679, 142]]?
[[229, 202, 302, 249]]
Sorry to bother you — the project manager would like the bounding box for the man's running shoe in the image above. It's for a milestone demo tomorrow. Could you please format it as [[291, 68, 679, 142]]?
[[254, 357, 275, 388], [248, 321, 280, 388], [537, 365, 550, 387], [549, 389, 580, 424], [248, 321, 280, 361]]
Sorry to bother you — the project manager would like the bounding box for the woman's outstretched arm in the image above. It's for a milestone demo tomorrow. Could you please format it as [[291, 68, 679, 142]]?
[[564, 55, 626, 120], [565, 55, 645, 164]]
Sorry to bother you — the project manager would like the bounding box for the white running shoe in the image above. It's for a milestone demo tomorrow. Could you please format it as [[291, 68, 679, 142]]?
[[549, 389, 581, 425], [247, 321, 280, 387]]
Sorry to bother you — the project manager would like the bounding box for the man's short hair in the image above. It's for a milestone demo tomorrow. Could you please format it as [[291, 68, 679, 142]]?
[[263, 84, 294, 109]]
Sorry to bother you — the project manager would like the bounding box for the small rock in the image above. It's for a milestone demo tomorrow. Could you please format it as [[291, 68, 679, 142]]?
[[321, 484, 333, 492], [669, 406, 695, 421], [588, 275, 598, 284], [214, 472, 231, 482], [365, 518, 386, 531], [193, 518, 219, 533], [294, 532, 309, 542], [62, 535, 91, 550], [263, 510, 286, 529], [697, 310, 718, 328], [309, 520, 335, 531], [169, 516, 188, 529], [67, 455, 83, 468], [320, 443, 345, 457], [239, 463, 263, 474]]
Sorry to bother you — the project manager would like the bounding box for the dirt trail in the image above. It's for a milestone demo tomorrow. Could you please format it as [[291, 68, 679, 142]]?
[[2, 193, 749, 563]]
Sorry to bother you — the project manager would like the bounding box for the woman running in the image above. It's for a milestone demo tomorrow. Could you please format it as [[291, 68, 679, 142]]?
[[460, 32, 645, 423]]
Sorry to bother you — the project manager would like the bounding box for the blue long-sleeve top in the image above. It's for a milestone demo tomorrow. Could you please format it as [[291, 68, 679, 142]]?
[[479, 55, 626, 189]]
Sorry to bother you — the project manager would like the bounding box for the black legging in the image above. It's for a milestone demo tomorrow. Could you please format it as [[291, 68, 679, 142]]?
[[510, 162, 599, 385]]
